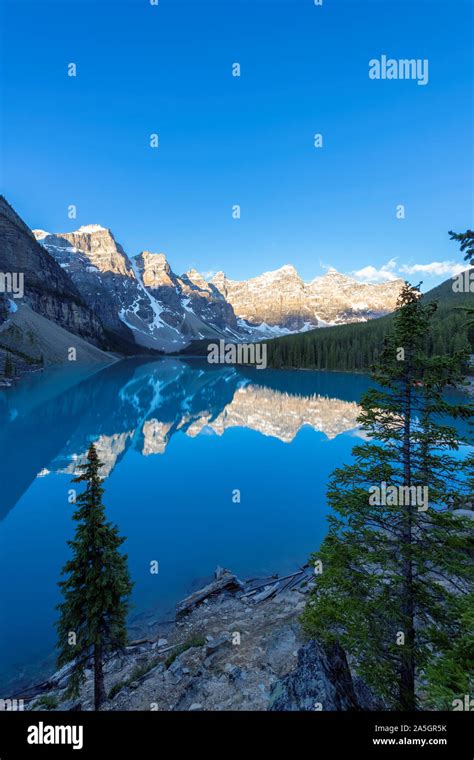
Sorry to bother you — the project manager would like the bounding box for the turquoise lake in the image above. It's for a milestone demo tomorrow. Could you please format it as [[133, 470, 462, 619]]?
[[0, 359, 469, 693]]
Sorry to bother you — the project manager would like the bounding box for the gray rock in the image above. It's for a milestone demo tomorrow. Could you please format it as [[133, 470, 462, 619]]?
[[223, 663, 243, 681], [205, 634, 230, 655], [47, 661, 76, 689], [112, 689, 129, 701], [165, 670, 182, 685], [352, 676, 386, 711], [168, 658, 183, 675], [265, 626, 299, 674], [268, 640, 365, 711], [453, 509, 474, 520]]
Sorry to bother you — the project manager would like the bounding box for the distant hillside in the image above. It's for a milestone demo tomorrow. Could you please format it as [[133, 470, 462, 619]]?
[[265, 275, 474, 372]]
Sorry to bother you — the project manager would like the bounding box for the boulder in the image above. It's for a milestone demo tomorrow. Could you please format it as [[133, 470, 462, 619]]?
[[268, 640, 375, 711], [205, 634, 230, 655], [352, 676, 386, 711], [264, 626, 299, 674]]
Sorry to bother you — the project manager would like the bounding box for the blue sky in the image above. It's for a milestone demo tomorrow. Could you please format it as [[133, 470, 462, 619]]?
[[1, 0, 472, 287]]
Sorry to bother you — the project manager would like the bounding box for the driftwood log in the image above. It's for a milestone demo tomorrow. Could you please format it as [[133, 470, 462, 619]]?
[[176, 570, 243, 617]]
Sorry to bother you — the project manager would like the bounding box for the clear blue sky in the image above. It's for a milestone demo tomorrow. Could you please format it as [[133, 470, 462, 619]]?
[[1, 0, 472, 286]]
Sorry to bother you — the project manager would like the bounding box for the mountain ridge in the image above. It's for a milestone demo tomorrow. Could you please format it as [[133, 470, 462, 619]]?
[[0, 196, 410, 379], [32, 220, 404, 348], [264, 274, 474, 372]]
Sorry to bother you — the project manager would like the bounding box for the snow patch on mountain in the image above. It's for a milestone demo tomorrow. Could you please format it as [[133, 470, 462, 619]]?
[[77, 224, 109, 233], [34, 224, 404, 353]]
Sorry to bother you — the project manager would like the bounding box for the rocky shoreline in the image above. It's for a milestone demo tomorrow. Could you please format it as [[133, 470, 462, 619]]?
[[17, 566, 382, 712]]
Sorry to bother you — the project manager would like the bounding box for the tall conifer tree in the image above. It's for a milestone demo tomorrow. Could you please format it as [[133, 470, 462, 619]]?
[[57, 444, 133, 709], [302, 283, 473, 710]]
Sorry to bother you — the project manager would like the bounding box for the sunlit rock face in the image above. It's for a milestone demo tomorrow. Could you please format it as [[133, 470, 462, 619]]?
[[33, 217, 403, 349], [185, 385, 361, 442], [211, 266, 308, 332], [34, 226, 244, 350], [178, 269, 240, 335], [39, 225, 133, 277], [212, 266, 404, 332], [307, 269, 403, 324], [142, 419, 174, 455], [33, 226, 160, 347], [59, 431, 135, 478], [134, 252, 240, 339]]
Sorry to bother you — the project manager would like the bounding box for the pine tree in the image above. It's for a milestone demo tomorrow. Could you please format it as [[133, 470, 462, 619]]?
[[450, 229, 474, 342], [425, 591, 474, 709], [449, 229, 474, 264], [56, 444, 133, 709], [301, 283, 474, 710]]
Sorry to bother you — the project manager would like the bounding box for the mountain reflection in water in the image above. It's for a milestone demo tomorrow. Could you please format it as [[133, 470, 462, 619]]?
[[0, 359, 388, 691]]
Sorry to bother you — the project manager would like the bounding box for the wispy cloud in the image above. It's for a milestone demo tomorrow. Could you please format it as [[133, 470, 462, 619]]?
[[352, 258, 398, 283], [351, 258, 467, 284], [399, 261, 466, 277]]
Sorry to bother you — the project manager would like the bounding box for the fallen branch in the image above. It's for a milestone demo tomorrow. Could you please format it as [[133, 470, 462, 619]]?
[[241, 568, 306, 598], [176, 571, 243, 617]]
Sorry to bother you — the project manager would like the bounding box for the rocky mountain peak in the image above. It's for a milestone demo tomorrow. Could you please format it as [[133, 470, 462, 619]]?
[[76, 224, 109, 234], [210, 271, 226, 287], [254, 264, 303, 284], [209, 262, 404, 331], [183, 268, 210, 290], [33, 225, 132, 278], [135, 251, 174, 289], [32, 229, 50, 241], [29, 207, 405, 349], [309, 269, 355, 289], [275, 264, 299, 276]]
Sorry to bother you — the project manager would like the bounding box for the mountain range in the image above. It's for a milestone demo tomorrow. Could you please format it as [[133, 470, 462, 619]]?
[[265, 273, 474, 372], [33, 225, 404, 348], [0, 196, 404, 374]]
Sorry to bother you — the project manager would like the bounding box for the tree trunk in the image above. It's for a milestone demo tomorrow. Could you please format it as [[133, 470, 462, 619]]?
[[399, 371, 416, 711], [399, 551, 416, 710], [94, 643, 106, 710]]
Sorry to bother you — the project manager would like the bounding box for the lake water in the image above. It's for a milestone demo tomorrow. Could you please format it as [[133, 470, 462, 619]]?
[[0, 359, 469, 694]]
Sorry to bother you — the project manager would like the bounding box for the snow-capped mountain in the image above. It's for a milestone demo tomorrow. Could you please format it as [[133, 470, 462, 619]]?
[[33, 223, 404, 352], [212, 266, 404, 332], [34, 226, 244, 351], [134, 251, 242, 341]]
